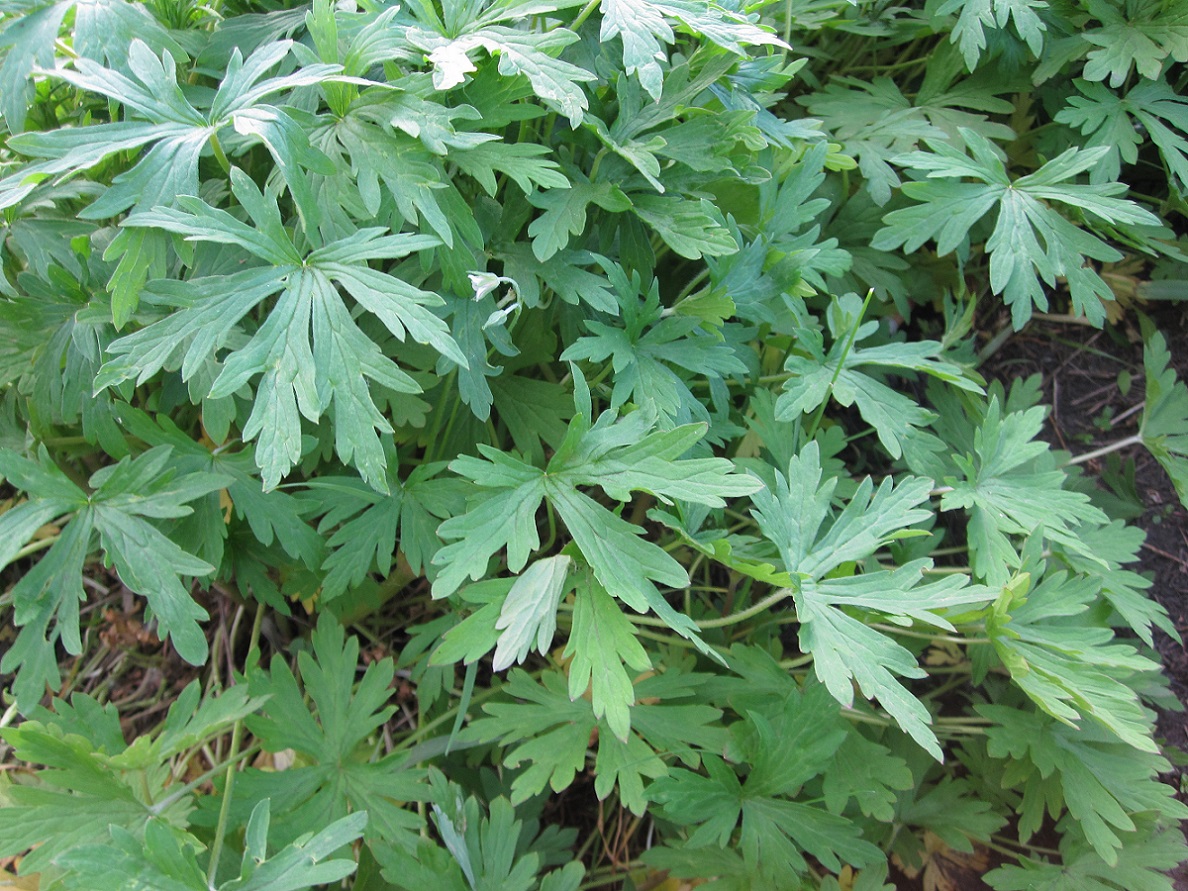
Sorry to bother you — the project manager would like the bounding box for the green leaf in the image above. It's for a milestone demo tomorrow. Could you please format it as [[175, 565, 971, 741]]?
[[3, 40, 336, 223], [985, 555, 1163, 751], [797, 74, 1014, 206], [940, 397, 1109, 586], [410, 25, 595, 124], [56, 806, 366, 891], [753, 441, 993, 757], [0, 684, 258, 878], [776, 292, 983, 458], [0, 0, 185, 134], [937, 0, 1048, 70], [311, 462, 461, 599], [874, 128, 1159, 327], [563, 576, 651, 741], [465, 669, 596, 804], [984, 821, 1188, 891], [219, 615, 426, 847], [493, 554, 573, 671], [1058, 520, 1177, 647], [452, 140, 569, 195], [1080, 1, 1188, 87], [58, 821, 208, 891], [979, 704, 1188, 864], [467, 668, 724, 814], [225, 804, 366, 891], [651, 702, 883, 885], [822, 730, 915, 822], [561, 264, 746, 423], [527, 180, 632, 262], [0, 447, 226, 703], [631, 194, 739, 260], [599, 0, 785, 99], [1139, 328, 1188, 507], [0, 4, 69, 134], [1057, 78, 1188, 195], [375, 769, 584, 891], [100, 171, 458, 492], [434, 408, 759, 656]]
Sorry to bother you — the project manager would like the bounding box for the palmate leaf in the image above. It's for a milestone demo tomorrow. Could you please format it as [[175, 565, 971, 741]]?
[[1079, 0, 1188, 87], [1138, 328, 1188, 507], [323, 103, 481, 250], [527, 179, 632, 262], [114, 407, 327, 576], [375, 769, 585, 891], [649, 684, 883, 886], [408, 23, 595, 124], [874, 128, 1160, 327], [0, 38, 336, 322], [0, 683, 258, 882], [498, 246, 617, 314], [490, 555, 572, 670], [797, 78, 955, 206], [208, 616, 426, 848], [561, 264, 746, 425], [986, 544, 1166, 751], [937, 0, 1048, 70], [2, 39, 335, 218], [466, 668, 724, 814], [465, 669, 594, 804], [631, 194, 739, 260], [431, 571, 650, 741], [0, 269, 125, 451], [0, 0, 185, 133], [940, 397, 1108, 586], [1060, 521, 1177, 646], [776, 292, 983, 458], [309, 463, 463, 600], [0, 447, 228, 708], [56, 804, 365, 891], [984, 820, 1188, 891], [96, 168, 463, 492], [599, 0, 785, 100], [978, 705, 1188, 865], [707, 645, 914, 824], [752, 442, 993, 757], [432, 406, 760, 657], [563, 575, 651, 740], [1057, 78, 1188, 194]]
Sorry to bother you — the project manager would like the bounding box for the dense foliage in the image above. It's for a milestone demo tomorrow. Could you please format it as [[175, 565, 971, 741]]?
[[0, 0, 1187, 888]]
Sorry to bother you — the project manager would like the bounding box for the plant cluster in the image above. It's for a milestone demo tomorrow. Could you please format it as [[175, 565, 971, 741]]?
[[0, 0, 1186, 889]]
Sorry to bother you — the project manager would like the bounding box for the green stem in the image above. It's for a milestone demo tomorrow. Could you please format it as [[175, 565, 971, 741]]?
[[869, 623, 989, 644], [570, 0, 600, 31], [392, 684, 505, 753], [206, 604, 264, 889], [921, 565, 971, 576], [1064, 432, 1144, 466], [151, 743, 261, 816], [804, 288, 875, 443], [977, 318, 1018, 366], [628, 587, 793, 630], [209, 131, 231, 175], [675, 267, 711, 303], [11, 535, 59, 561], [424, 370, 458, 463], [587, 147, 609, 181]]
